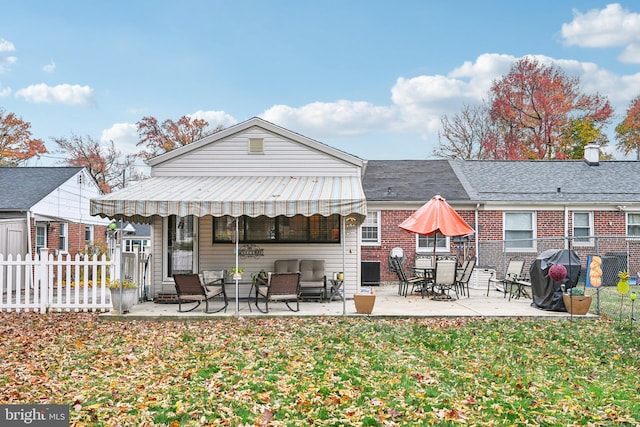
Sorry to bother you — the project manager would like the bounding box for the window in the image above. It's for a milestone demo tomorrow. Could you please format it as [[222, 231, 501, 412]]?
[[417, 233, 449, 253], [36, 225, 46, 253], [361, 212, 380, 245], [628, 213, 640, 236], [58, 223, 68, 252], [213, 214, 340, 243], [125, 239, 149, 253], [166, 215, 196, 277], [573, 212, 593, 245], [85, 225, 94, 244], [504, 212, 535, 250]]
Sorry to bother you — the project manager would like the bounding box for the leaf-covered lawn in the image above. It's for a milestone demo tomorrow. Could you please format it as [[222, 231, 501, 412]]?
[[1, 313, 638, 426]]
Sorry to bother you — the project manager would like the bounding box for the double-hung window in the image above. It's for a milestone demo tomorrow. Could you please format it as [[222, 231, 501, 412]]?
[[504, 212, 535, 250], [361, 211, 380, 245], [417, 233, 449, 253], [572, 212, 593, 245], [58, 223, 68, 253], [627, 213, 640, 236]]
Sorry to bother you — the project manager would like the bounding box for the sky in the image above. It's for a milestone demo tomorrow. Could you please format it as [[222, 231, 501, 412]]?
[[2, 1, 640, 171]]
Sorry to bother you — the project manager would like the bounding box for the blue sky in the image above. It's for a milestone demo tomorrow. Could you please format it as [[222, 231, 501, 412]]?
[[2, 1, 640, 168]]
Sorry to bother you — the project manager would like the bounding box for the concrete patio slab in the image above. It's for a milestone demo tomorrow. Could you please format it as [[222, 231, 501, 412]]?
[[99, 284, 598, 321]]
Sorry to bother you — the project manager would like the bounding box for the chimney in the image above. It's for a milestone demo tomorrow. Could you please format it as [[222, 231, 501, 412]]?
[[584, 143, 600, 166]]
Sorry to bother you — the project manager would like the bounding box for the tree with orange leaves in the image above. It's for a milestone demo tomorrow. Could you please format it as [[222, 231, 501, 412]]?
[[136, 115, 223, 160], [0, 108, 47, 166], [615, 95, 640, 160], [53, 134, 140, 193], [486, 57, 612, 160]]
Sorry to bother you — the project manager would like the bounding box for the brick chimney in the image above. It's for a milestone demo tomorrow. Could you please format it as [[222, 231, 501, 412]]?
[[584, 143, 600, 166]]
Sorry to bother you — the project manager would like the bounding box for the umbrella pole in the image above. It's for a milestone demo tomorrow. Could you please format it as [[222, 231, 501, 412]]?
[[235, 217, 239, 314]]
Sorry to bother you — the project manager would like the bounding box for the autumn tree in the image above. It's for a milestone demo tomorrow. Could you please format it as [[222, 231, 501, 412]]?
[[615, 95, 640, 160], [136, 115, 223, 160], [0, 108, 47, 166], [487, 57, 612, 160], [433, 104, 494, 159], [53, 134, 141, 193]]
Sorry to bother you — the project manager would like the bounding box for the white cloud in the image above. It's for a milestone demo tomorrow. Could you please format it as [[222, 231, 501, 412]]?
[[0, 85, 10, 97], [0, 38, 15, 52], [100, 122, 139, 155], [561, 3, 640, 63], [15, 83, 94, 105], [261, 100, 397, 138], [43, 60, 56, 73], [188, 110, 237, 131]]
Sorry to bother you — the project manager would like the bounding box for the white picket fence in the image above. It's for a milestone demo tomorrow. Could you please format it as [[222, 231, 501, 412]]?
[[0, 248, 119, 313]]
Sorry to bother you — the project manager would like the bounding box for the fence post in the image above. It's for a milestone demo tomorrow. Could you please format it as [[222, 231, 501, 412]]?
[[39, 248, 49, 314]]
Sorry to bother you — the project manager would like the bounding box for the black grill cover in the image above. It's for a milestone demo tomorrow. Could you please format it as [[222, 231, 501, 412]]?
[[530, 249, 581, 311]]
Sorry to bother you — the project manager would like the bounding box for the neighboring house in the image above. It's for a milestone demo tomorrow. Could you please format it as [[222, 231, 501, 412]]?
[[362, 144, 640, 284], [91, 117, 368, 299], [0, 167, 110, 258]]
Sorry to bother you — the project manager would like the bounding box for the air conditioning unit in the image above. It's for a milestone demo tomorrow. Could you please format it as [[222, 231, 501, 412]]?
[[361, 261, 380, 286]]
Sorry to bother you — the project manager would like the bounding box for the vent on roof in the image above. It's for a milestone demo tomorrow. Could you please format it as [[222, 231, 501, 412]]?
[[248, 138, 264, 153]]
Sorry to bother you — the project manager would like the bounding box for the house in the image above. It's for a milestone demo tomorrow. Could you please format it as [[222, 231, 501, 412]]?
[[0, 167, 111, 258], [362, 144, 640, 285], [90, 117, 368, 301]]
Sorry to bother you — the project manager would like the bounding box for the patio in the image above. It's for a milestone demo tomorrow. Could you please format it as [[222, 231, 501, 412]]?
[[99, 283, 597, 320]]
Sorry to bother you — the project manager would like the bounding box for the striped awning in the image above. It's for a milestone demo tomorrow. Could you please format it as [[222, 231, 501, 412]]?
[[90, 175, 367, 224]]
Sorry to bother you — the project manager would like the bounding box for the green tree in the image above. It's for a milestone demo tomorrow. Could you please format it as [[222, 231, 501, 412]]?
[[615, 95, 640, 160]]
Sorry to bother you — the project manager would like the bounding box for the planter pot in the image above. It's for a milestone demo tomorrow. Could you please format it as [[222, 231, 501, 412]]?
[[562, 294, 592, 315], [110, 288, 138, 314], [354, 294, 376, 314]]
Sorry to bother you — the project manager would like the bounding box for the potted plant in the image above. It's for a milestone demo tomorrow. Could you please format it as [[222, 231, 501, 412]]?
[[562, 287, 592, 315], [107, 278, 138, 314], [230, 267, 244, 281]]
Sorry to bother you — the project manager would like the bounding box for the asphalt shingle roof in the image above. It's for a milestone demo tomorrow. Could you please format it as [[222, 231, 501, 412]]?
[[362, 160, 470, 202], [450, 160, 640, 203], [0, 167, 83, 211]]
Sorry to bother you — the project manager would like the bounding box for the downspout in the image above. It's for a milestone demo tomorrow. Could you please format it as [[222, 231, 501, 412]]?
[[564, 205, 569, 250], [475, 204, 480, 264], [26, 211, 32, 258]]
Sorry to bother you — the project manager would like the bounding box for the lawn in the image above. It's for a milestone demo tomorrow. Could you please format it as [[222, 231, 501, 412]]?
[[1, 312, 638, 426]]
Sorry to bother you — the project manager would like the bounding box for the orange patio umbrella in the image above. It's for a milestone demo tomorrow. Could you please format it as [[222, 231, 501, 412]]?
[[399, 195, 474, 257]]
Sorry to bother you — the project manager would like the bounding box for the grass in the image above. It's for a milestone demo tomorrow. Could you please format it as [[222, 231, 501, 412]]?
[[1, 312, 639, 426], [585, 285, 639, 320]]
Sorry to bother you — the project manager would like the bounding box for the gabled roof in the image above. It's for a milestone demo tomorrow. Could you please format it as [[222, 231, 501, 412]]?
[[362, 160, 470, 202], [450, 160, 640, 203], [0, 167, 84, 211], [147, 116, 366, 169]]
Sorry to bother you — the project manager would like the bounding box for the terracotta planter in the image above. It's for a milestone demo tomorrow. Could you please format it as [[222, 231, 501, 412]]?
[[562, 294, 592, 315], [354, 294, 376, 314]]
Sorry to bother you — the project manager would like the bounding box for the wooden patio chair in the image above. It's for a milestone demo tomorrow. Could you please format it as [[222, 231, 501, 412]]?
[[173, 274, 228, 313], [255, 272, 301, 313]]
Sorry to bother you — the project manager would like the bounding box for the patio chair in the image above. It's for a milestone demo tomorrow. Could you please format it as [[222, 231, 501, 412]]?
[[455, 256, 476, 297], [391, 256, 424, 297], [432, 258, 459, 300], [487, 256, 525, 298], [173, 274, 228, 313], [255, 272, 301, 313]]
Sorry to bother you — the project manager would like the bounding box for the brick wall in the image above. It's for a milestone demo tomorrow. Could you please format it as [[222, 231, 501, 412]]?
[[29, 218, 108, 258]]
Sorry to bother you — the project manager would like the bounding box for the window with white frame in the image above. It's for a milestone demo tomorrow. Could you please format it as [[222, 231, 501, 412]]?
[[361, 211, 380, 245], [35, 225, 46, 253], [572, 212, 593, 245], [504, 212, 535, 250], [417, 233, 449, 253], [85, 225, 94, 244], [58, 223, 68, 252], [627, 213, 640, 236]]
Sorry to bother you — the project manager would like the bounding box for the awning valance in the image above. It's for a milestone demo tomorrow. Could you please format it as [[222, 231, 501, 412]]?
[[90, 175, 367, 224]]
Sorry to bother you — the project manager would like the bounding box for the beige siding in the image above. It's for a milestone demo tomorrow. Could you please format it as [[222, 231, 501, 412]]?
[[149, 215, 361, 299], [152, 128, 360, 177]]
